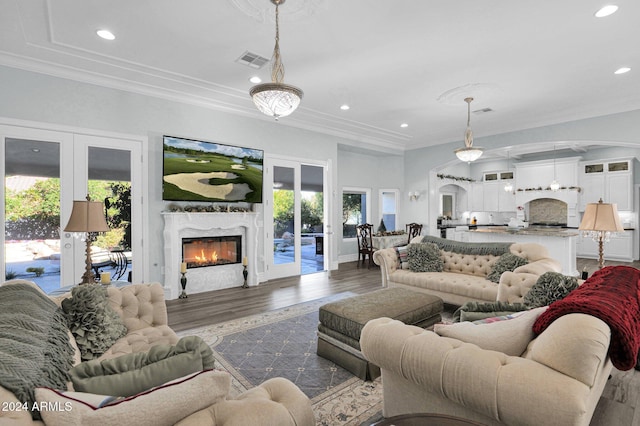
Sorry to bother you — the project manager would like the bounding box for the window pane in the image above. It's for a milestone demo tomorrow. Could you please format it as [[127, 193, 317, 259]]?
[[381, 191, 396, 231], [343, 192, 366, 238]]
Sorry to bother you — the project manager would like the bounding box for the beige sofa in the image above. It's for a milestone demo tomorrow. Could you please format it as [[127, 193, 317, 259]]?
[[0, 280, 314, 426], [373, 236, 562, 305], [360, 313, 613, 426]]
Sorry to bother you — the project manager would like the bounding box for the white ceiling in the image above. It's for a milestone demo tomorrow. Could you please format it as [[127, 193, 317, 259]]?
[[0, 0, 638, 155]]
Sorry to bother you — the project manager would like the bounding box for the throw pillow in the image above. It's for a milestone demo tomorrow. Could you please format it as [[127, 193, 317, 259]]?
[[61, 284, 127, 361], [524, 271, 579, 308], [453, 300, 530, 323], [433, 306, 548, 356], [394, 245, 409, 269], [69, 335, 215, 396], [407, 242, 443, 272], [35, 370, 230, 426], [486, 253, 529, 283]]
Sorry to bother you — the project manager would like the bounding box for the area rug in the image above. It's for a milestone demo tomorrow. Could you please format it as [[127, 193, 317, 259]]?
[[176, 292, 384, 426]]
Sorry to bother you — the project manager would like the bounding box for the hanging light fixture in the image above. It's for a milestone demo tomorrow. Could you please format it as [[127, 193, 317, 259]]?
[[550, 144, 560, 191], [249, 0, 303, 120], [504, 151, 514, 192], [454, 97, 484, 162]]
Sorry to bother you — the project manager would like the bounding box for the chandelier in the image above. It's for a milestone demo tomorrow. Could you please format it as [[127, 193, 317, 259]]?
[[249, 0, 303, 120], [454, 97, 484, 162]]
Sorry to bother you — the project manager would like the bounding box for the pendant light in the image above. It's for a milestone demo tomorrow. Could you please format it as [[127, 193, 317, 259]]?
[[550, 144, 560, 191], [454, 97, 484, 162], [504, 151, 513, 192], [249, 0, 303, 120]]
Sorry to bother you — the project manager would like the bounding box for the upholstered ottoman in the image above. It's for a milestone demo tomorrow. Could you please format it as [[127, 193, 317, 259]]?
[[316, 288, 443, 380]]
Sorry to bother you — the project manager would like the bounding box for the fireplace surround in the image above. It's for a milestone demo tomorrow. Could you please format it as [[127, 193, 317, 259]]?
[[163, 211, 259, 300]]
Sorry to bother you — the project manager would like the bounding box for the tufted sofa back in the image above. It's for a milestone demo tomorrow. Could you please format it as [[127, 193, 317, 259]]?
[[441, 251, 500, 277], [106, 283, 168, 331]]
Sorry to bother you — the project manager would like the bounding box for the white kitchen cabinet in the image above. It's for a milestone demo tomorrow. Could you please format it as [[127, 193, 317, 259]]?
[[483, 182, 500, 212], [577, 230, 633, 261], [607, 173, 632, 211], [579, 159, 633, 211], [469, 182, 484, 211], [499, 186, 517, 212]]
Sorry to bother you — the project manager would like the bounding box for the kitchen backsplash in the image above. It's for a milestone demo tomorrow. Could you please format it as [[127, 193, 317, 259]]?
[[528, 198, 568, 224]]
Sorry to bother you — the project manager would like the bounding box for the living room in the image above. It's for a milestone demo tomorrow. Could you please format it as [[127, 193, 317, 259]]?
[[1, 2, 639, 425]]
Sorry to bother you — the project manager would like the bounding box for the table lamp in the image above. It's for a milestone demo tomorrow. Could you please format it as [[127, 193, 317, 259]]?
[[579, 198, 624, 269], [64, 195, 110, 284]]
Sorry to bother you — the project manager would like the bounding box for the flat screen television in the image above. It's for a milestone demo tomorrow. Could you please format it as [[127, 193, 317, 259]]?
[[163, 135, 263, 203]]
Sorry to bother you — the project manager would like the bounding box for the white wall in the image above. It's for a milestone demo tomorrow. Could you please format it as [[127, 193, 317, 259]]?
[[337, 149, 404, 259], [0, 65, 351, 284]]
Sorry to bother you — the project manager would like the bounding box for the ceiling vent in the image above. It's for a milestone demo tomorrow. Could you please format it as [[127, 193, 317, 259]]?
[[236, 51, 270, 69], [473, 107, 493, 114]]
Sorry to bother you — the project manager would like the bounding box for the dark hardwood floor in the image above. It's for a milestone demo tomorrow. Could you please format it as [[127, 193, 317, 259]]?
[[167, 257, 640, 332], [167, 262, 383, 332]]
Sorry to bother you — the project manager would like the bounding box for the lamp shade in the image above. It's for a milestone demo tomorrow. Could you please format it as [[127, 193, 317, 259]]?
[[455, 147, 484, 162], [250, 82, 303, 119], [579, 199, 624, 232], [64, 199, 110, 233]]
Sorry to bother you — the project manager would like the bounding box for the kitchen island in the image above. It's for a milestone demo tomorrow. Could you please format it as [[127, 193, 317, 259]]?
[[466, 226, 579, 276]]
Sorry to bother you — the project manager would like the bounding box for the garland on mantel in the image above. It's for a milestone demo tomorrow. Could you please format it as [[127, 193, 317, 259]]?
[[516, 186, 582, 193], [165, 203, 253, 213], [437, 173, 475, 182]]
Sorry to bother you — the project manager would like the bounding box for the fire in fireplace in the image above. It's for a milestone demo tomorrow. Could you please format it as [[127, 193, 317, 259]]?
[[182, 235, 242, 269]]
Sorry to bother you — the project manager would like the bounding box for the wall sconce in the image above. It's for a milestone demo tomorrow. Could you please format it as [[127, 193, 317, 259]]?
[[408, 191, 420, 201]]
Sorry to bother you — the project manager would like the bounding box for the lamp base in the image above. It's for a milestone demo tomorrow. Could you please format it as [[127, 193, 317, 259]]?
[[242, 265, 249, 288], [179, 273, 188, 299]]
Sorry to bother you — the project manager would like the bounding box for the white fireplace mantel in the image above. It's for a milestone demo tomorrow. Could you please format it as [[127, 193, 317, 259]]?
[[162, 211, 259, 300]]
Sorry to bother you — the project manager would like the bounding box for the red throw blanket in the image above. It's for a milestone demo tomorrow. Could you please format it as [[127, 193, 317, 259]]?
[[533, 265, 640, 371]]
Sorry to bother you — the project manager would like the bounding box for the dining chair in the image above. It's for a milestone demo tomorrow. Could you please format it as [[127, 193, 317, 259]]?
[[356, 223, 377, 268], [406, 223, 423, 244]]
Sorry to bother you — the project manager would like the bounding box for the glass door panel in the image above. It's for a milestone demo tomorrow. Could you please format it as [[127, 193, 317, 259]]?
[[265, 159, 300, 279], [3, 137, 69, 292], [272, 165, 298, 269], [88, 146, 132, 283]]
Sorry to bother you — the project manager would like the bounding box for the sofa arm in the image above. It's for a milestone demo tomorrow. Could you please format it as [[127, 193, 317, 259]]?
[[176, 377, 314, 426], [107, 283, 169, 332], [373, 248, 398, 286], [360, 317, 600, 426], [496, 257, 562, 303]]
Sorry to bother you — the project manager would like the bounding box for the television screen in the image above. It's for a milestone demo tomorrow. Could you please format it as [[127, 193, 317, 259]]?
[[163, 135, 263, 203]]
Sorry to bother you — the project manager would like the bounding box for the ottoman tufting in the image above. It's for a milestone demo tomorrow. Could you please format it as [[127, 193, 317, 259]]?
[[317, 287, 443, 380]]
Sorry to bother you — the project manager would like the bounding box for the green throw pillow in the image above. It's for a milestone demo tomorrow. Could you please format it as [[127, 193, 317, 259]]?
[[453, 300, 530, 323], [407, 242, 443, 272], [524, 272, 579, 308], [487, 253, 529, 283], [69, 336, 215, 397], [62, 284, 127, 361]]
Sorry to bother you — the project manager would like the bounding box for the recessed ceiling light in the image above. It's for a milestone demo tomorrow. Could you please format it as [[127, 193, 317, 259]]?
[[340, 104, 350, 110], [595, 5, 618, 18], [96, 29, 115, 40], [614, 67, 631, 74], [31, 148, 40, 153], [400, 123, 409, 128], [249, 76, 262, 84]]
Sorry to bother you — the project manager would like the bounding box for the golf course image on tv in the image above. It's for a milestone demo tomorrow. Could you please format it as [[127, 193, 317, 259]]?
[[163, 135, 263, 203]]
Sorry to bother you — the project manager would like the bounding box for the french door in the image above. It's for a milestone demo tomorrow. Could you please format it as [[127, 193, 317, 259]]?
[[264, 156, 328, 280], [1, 123, 144, 290]]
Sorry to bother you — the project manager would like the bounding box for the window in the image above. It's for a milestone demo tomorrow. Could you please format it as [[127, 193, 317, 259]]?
[[342, 187, 370, 239], [380, 189, 398, 231]]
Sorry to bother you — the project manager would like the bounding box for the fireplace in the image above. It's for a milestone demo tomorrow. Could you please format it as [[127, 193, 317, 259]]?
[[163, 211, 259, 300], [182, 235, 242, 269]]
